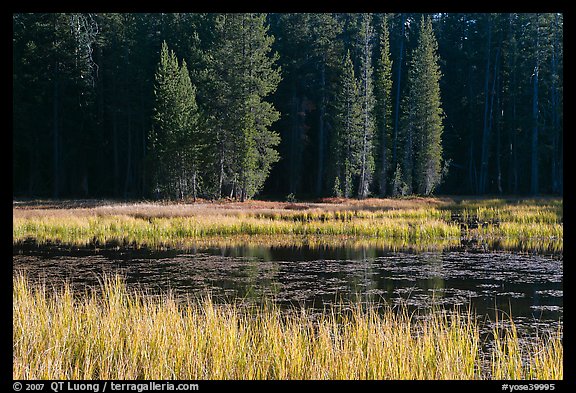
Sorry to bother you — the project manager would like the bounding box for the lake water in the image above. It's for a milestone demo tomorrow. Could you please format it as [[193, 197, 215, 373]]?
[[13, 244, 562, 337]]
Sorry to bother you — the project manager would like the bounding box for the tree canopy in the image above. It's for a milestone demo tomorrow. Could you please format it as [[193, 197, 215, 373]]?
[[13, 13, 563, 200]]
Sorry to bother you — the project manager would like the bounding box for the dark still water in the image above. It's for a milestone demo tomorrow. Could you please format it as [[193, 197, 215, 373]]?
[[13, 245, 562, 333]]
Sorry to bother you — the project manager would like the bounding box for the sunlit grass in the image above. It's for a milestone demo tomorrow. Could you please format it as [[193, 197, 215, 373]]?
[[458, 205, 562, 225], [148, 234, 463, 252], [483, 237, 563, 255], [490, 314, 563, 380], [251, 208, 451, 222], [477, 221, 562, 240], [13, 273, 562, 380], [12, 214, 461, 248], [12, 198, 562, 254]]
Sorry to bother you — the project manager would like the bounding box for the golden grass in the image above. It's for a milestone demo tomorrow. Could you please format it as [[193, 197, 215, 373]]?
[[12, 197, 562, 253], [13, 274, 562, 380], [12, 214, 461, 248], [490, 316, 563, 380]]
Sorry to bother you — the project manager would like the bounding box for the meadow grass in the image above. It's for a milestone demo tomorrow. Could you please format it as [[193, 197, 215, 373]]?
[[490, 314, 563, 380], [13, 273, 562, 380], [13, 197, 562, 253], [457, 203, 562, 225], [12, 214, 461, 248]]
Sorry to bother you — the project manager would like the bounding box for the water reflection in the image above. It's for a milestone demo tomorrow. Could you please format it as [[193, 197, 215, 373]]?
[[13, 244, 562, 334]]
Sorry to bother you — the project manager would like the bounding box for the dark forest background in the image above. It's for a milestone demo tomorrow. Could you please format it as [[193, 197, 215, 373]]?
[[12, 13, 563, 200]]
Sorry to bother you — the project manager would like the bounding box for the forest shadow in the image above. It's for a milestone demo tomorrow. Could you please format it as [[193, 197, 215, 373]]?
[[12, 199, 129, 210]]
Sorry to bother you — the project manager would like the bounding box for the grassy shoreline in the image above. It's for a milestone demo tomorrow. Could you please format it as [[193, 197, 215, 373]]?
[[13, 273, 562, 380], [13, 197, 563, 253]]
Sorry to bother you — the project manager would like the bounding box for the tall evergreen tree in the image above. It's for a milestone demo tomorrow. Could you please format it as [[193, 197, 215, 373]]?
[[332, 50, 362, 198], [150, 41, 201, 200], [502, 13, 521, 194], [356, 13, 376, 199], [402, 16, 445, 195], [150, 41, 176, 197], [309, 13, 341, 196], [177, 59, 202, 201], [391, 13, 407, 176], [549, 13, 563, 194], [374, 15, 393, 196], [530, 13, 541, 195], [206, 13, 281, 201]]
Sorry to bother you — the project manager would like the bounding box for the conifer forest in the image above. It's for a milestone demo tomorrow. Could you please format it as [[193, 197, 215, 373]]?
[[12, 12, 565, 382], [13, 13, 563, 200]]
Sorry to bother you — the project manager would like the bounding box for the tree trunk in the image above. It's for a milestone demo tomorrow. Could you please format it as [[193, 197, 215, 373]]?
[[289, 83, 296, 194], [112, 110, 119, 197], [97, 44, 106, 195], [140, 81, 146, 197], [52, 62, 60, 199], [467, 67, 478, 194], [486, 46, 500, 193], [359, 30, 370, 200], [218, 139, 224, 199], [558, 137, 563, 194], [479, 16, 492, 194], [289, 82, 298, 194], [112, 71, 119, 197], [512, 95, 518, 194], [192, 170, 197, 202], [124, 108, 132, 199], [392, 13, 405, 170], [530, 15, 539, 195], [344, 107, 351, 198], [495, 58, 502, 195], [550, 13, 560, 194], [359, 111, 369, 198], [359, 129, 367, 199], [468, 139, 477, 194], [240, 171, 246, 202], [403, 121, 413, 194], [506, 13, 519, 195], [316, 61, 326, 196], [28, 136, 38, 195], [379, 84, 388, 196]]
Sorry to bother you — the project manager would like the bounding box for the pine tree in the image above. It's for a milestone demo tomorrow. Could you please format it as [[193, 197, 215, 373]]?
[[150, 41, 178, 197], [206, 13, 281, 201], [357, 13, 376, 199], [530, 13, 541, 196], [374, 15, 393, 196], [176, 59, 202, 201], [150, 41, 201, 200], [392, 13, 407, 178], [309, 13, 342, 196], [402, 16, 445, 195], [332, 50, 362, 198], [549, 13, 563, 194]]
